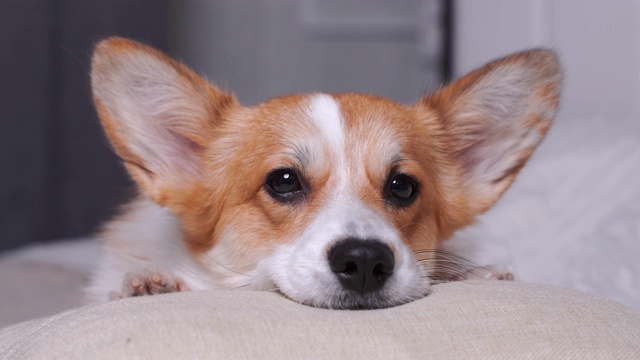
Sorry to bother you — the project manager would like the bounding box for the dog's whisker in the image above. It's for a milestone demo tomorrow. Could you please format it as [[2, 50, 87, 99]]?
[[229, 284, 251, 290], [427, 267, 470, 277], [418, 258, 470, 269], [204, 254, 251, 277], [412, 249, 471, 259], [418, 258, 470, 267], [425, 265, 469, 274], [262, 287, 282, 293], [420, 263, 465, 271], [414, 249, 485, 267], [464, 266, 507, 277]]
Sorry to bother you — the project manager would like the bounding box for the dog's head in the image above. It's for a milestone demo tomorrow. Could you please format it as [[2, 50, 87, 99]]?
[[91, 38, 560, 309]]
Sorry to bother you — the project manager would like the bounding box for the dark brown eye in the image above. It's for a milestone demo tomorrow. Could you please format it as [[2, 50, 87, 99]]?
[[265, 168, 305, 202], [385, 173, 419, 207]]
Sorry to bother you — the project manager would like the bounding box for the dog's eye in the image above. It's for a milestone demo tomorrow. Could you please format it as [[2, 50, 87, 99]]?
[[385, 173, 419, 207], [265, 168, 304, 202]]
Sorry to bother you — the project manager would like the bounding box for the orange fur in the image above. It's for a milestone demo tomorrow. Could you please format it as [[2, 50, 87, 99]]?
[[89, 38, 561, 307]]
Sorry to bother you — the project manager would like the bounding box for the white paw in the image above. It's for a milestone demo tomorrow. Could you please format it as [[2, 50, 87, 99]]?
[[109, 269, 188, 299]]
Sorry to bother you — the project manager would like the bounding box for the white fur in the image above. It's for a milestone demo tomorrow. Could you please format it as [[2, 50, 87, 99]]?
[[86, 198, 214, 302], [306, 94, 345, 156], [303, 94, 348, 182], [232, 94, 426, 308], [250, 194, 427, 308], [89, 93, 427, 308]]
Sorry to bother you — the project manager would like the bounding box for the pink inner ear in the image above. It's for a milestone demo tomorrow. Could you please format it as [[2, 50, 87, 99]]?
[[170, 130, 202, 154], [166, 130, 202, 176], [446, 85, 558, 210], [453, 112, 548, 210]]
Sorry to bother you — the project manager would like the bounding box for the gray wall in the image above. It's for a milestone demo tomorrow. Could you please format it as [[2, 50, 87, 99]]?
[[175, 0, 447, 105]]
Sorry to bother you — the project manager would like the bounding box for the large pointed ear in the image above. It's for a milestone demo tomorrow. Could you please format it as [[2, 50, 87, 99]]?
[[91, 37, 238, 205], [422, 49, 561, 215]]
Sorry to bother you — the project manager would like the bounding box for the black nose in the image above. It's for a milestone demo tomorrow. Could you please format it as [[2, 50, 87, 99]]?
[[328, 239, 395, 294]]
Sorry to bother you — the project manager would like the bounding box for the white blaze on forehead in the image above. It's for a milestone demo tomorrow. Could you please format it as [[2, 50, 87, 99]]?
[[305, 94, 345, 156]]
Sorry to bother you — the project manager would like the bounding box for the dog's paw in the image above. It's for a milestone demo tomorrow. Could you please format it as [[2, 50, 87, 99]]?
[[109, 269, 189, 299], [466, 265, 514, 281]]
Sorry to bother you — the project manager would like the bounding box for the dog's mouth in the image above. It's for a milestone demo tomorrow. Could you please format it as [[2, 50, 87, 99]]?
[[276, 286, 429, 310], [328, 292, 425, 310]]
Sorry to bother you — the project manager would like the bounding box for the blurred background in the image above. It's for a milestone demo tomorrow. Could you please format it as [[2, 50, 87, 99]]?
[[0, 0, 450, 251], [0, 0, 638, 325]]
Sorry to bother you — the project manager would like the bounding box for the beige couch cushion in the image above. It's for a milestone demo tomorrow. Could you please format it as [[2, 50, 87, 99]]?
[[1, 281, 639, 359]]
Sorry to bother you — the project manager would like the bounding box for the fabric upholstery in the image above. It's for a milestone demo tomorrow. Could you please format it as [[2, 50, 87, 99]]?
[[1, 281, 638, 359]]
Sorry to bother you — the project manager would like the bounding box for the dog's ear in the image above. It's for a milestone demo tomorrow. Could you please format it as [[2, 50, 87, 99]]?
[[420, 49, 561, 215], [91, 37, 238, 205]]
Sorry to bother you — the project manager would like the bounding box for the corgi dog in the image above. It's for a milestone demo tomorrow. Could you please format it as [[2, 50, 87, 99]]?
[[86, 37, 561, 309]]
